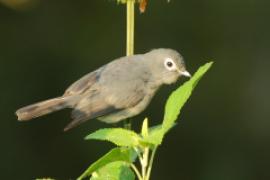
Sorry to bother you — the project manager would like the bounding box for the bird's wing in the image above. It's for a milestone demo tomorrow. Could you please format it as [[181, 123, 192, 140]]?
[[63, 89, 145, 131], [64, 98, 120, 131], [64, 76, 147, 131], [63, 66, 105, 96], [64, 58, 151, 131]]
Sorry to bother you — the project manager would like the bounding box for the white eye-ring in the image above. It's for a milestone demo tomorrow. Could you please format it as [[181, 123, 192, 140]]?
[[164, 58, 176, 71]]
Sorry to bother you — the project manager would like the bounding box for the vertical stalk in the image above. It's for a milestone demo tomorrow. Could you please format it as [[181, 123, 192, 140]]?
[[126, 0, 135, 56], [141, 147, 149, 179], [124, 0, 135, 129]]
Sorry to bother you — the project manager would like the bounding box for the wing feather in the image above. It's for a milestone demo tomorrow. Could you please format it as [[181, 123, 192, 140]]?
[[64, 67, 104, 96]]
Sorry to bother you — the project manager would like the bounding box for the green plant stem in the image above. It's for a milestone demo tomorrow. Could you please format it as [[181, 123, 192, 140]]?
[[124, 0, 135, 129], [130, 163, 143, 180], [141, 147, 149, 179], [145, 147, 157, 180], [134, 147, 144, 163], [126, 0, 135, 56]]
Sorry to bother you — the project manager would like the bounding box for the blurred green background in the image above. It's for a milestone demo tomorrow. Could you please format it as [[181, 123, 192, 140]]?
[[1, 0, 270, 179]]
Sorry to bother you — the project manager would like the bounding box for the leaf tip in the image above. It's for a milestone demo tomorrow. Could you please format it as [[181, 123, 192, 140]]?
[[141, 117, 149, 137]]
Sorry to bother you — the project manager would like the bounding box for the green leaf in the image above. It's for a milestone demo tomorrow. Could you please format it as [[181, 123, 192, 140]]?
[[163, 62, 213, 133], [141, 118, 149, 138], [90, 161, 135, 180], [85, 128, 141, 147], [78, 147, 137, 180], [142, 125, 163, 146], [142, 123, 176, 146]]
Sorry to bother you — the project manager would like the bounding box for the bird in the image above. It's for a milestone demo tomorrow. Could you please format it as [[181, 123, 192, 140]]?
[[15, 48, 191, 131]]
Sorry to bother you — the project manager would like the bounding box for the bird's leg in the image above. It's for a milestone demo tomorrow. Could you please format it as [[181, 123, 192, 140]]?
[[123, 118, 132, 129]]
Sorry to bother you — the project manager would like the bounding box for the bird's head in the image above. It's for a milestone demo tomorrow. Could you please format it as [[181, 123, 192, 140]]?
[[145, 48, 191, 85]]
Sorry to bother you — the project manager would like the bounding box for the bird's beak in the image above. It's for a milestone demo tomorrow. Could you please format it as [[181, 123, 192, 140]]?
[[180, 70, 191, 78]]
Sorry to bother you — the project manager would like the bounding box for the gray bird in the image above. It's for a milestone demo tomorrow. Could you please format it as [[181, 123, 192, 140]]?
[[16, 48, 191, 131]]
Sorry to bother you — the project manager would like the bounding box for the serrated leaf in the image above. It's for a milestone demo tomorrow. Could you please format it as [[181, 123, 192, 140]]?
[[85, 128, 141, 147], [78, 147, 137, 180], [162, 62, 213, 133], [141, 118, 149, 138], [90, 161, 135, 180]]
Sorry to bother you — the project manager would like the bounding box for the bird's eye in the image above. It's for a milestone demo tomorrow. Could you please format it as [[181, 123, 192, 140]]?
[[164, 58, 176, 71], [166, 61, 173, 67]]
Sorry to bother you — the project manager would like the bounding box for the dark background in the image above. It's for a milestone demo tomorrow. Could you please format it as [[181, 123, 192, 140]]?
[[1, 0, 270, 179]]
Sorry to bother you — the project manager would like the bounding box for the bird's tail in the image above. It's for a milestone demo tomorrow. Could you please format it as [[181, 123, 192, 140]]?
[[16, 96, 79, 121]]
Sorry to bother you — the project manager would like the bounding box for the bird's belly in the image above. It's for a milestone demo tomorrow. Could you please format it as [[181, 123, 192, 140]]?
[[98, 92, 155, 123]]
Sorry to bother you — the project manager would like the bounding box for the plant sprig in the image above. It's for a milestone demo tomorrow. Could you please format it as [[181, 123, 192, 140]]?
[[78, 62, 213, 180]]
